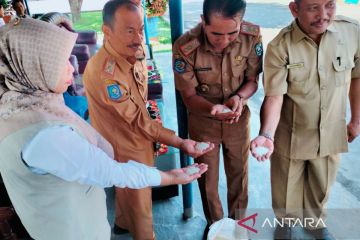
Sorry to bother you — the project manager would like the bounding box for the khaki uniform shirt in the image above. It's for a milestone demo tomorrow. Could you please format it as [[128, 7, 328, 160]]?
[[264, 16, 360, 159], [83, 42, 174, 164], [173, 23, 263, 108]]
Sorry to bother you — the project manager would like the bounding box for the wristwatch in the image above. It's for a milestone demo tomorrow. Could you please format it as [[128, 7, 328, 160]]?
[[236, 92, 245, 100], [259, 132, 274, 142]]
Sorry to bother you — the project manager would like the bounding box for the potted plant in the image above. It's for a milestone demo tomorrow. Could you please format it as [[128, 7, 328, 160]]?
[[1, 0, 8, 8], [146, 0, 168, 17]]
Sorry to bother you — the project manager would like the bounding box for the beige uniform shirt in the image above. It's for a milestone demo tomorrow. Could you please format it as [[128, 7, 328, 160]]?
[[264, 16, 360, 159], [83, 42, 174, 164], [173, 23, 263, 107]]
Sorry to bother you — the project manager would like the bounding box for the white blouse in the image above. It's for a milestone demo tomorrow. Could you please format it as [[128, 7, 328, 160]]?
[[0, 18, 5, 27], [22, 125, 161, 189]]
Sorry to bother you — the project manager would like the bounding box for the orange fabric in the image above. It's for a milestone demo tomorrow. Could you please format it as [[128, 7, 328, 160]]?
[[83, 42, 174, 239], [84, 42, 174, 163]]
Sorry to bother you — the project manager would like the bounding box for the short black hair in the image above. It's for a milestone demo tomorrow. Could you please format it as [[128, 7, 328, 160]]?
[[203, 0, 246, 25], [102, 0, 138, 29], [11, 0, 23, 7]]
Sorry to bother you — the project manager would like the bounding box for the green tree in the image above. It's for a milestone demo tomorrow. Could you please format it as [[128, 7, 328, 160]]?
[[0, 0, 9, 9]]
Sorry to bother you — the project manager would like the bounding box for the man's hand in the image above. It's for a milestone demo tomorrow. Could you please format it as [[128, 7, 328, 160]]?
[[160, 163, 208, 185], [180, 139, 214, 158], [347, 120, 360, 143], [250, 136, 274, 161], [224, 95, 244, 123], [210, 104, 239, 123]]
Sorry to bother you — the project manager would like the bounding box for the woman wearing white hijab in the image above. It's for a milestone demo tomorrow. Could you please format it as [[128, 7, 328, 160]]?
[[0, 18, 208, 240]]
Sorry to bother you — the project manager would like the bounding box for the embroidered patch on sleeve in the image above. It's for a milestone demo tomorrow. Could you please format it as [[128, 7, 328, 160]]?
[[105, 79, 129, 102], [255, 42, 263, 57], [107, 84, 122, 100], [174, 58, 187, 74]]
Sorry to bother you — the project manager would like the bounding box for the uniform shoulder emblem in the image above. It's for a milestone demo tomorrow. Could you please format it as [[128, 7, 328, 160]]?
[[255, 40, 263, 57], [240, 22, 260, 37], [104, 79, 130, 102], [174, 58, 187, 74], [102, 58, 116, 76], [180, 38, 201, 57]]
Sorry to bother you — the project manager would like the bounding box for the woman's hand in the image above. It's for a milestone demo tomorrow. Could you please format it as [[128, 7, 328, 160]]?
[[160, 163, 208, 185]]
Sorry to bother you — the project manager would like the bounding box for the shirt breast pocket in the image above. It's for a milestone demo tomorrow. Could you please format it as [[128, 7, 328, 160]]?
[[195, 70, 221, 97], [287, 67, 310, 95], [333, 58, 354, 86], [196, 70, 215, 84], [231, 63, 246, 90], [232, 56, 247, 78]]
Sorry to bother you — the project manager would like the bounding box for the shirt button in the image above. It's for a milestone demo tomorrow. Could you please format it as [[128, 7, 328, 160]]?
[[318, 66, 324, 71], [321, 106, 326, 111], [320, 86, 326, 90], [224, 88, 228, 91]]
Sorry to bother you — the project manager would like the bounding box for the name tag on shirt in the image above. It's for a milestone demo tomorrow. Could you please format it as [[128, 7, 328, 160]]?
[[194, 67, 212, 72], [286, 62, 304, 69]]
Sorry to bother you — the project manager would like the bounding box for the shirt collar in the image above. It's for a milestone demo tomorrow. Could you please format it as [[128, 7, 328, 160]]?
[[104, 41, 133, 73], [292, 19, 338, 43], [292, 20, 310, 43], [327, 22, 337, 33]]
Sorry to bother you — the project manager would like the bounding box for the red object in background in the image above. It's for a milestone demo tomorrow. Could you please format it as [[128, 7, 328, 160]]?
[[3, 16, 11, 24], [147, 100, 168, 156]]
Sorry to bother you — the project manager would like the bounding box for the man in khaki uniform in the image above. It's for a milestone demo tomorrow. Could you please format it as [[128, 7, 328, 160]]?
[[83, 1, 214, 239], [251, 0, 360, 239], [173, 0, 262, 236]]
